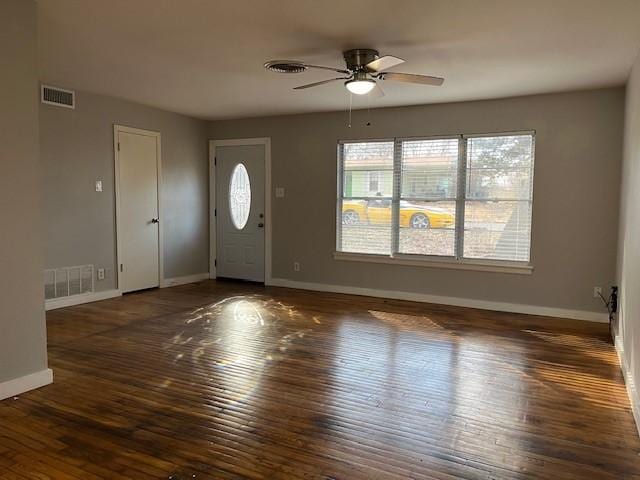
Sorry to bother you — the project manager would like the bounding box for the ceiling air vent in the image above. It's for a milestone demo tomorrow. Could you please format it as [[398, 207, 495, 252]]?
[[264, 60, 307, 74], [41, 84, 75, 109]]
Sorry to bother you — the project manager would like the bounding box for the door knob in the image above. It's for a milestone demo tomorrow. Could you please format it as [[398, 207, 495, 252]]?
[[151, 218, 159, 224]]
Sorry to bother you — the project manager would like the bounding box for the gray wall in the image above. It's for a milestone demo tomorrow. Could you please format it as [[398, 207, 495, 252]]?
[[209, 88, 624, 313], [617, 54, 640, 411], [40, 90, 210, 291], [0, 0, 48, 383]]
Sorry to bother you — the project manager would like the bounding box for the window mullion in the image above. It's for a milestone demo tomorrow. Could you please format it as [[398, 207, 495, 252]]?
[[391, 138, 402, 256], [454, 136, 467, 260]]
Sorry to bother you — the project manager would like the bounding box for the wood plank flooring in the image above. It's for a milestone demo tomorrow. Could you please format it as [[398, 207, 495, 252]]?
[[1, 280, 639, 479]]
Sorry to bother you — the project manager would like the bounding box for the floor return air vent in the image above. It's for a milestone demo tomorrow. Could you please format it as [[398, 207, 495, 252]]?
[[44, 265, 94, 300]]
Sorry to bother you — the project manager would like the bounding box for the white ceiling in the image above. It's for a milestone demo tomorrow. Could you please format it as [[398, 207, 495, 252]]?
[[38, 0, 640, 120]]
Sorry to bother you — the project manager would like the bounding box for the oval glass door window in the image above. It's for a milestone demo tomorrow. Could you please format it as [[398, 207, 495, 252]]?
[[229, 163, 251, 230]]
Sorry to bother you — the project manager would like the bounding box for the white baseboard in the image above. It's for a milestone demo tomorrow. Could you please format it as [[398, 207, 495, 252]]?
[[614, 335, 640, 437], [269, 278, 608, 323], [45, 289, 121, 311], [0, 369, 53, 401], [161, 272, 210, 288]]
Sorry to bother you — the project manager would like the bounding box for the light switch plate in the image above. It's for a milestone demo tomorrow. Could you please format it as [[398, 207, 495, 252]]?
[[275, 187, 285, 198], [95, 180, 103, 192]]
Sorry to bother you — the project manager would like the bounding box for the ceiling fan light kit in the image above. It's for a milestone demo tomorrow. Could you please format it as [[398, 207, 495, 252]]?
[[264, 48, 444, 96], [345, 72, 376, 95]]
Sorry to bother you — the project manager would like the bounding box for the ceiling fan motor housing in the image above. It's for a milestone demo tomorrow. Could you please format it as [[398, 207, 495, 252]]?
[[343, 49, 379, 72]]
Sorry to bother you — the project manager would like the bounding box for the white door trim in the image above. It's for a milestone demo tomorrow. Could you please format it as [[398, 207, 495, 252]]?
[[114, 124, 164, 291], [209, 138, 272, 284]]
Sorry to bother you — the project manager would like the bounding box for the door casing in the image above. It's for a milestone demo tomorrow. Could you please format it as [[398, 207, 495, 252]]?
[[209, 138, 272, 284], [114, 125, 164, 291]]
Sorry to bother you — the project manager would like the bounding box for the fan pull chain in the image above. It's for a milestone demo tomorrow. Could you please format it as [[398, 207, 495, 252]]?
[[348, 92, 353, 128]]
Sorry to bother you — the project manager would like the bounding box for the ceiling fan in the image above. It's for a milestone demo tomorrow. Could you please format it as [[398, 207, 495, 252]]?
[[264, 49, 444, 97]]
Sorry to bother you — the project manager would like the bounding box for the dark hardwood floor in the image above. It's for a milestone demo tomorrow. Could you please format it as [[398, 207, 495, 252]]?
[[1, 280, 639, 479]]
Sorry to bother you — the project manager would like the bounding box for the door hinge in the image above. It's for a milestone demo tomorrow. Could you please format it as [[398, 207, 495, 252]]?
[[214, 259, 217, 267], [120, 264, 123, 272], [117, 142, 120, 152], [214, 156, 217, 166], [214, 208, 217, 217]]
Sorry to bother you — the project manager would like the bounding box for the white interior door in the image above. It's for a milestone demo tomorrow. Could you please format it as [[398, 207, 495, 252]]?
[[216, 144, 265, 282], [117, 128, 160, 293]]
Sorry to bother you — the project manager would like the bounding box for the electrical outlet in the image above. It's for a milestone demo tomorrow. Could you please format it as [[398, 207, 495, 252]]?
[[97, 268, 105, 281], [275, 187, 285, 198], [593, 286, 602, 298], [293, 262, 300, 272]]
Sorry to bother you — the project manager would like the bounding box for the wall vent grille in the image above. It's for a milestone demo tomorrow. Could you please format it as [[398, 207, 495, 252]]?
[[44, 265, 94, 300], [41, 84, 75, 109]]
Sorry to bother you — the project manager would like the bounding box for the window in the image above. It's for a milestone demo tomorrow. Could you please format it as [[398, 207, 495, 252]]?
[[464, 135, 534, 262], [339, 141, 394, 255], [229, 163, 251, 230], [399, 138, 459, 257], [337, 133, 535, 268]]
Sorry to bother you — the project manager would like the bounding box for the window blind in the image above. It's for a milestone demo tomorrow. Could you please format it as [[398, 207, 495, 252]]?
[[338, 141, 394, 255], [464, 135, 534, 262], [337, 133, 535, 265], [398, 138, 459, 257]]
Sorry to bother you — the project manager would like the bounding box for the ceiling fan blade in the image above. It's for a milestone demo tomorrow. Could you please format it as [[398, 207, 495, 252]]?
[[365, 55, 405, 72], [379, 72, 444, 86], [369, 83, 385, 98], [302, 63, 351, 75], [293, 77, 350, 90]]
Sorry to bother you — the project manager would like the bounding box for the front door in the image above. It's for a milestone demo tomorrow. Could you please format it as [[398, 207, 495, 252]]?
[[215, 144, 265, 282], [117, 128, 160, 293]]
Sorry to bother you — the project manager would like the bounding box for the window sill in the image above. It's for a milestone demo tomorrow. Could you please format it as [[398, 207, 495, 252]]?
[[333, 251, 534, 275]]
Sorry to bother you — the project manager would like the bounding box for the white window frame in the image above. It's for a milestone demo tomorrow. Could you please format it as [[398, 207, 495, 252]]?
[[335, 131, 535, 275]]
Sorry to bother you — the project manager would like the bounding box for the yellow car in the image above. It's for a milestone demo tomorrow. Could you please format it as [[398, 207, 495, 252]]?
[[342, 199, 454, 229]]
